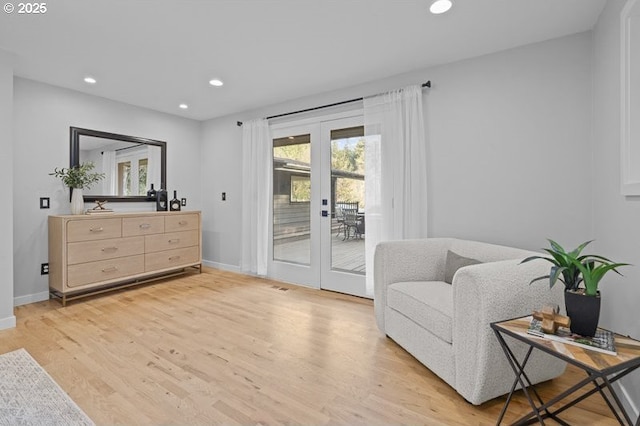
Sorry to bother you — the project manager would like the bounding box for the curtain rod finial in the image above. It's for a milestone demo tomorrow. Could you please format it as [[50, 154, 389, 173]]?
[[423, 81, 431, 88], [237, 121, 243, 127]]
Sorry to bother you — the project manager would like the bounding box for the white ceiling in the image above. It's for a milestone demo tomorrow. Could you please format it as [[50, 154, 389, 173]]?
[[0, 0, 606, 121]]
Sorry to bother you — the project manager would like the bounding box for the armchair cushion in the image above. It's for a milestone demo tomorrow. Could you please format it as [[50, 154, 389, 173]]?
[[388, 281, 453, 343], [444, 250, 481, 284]]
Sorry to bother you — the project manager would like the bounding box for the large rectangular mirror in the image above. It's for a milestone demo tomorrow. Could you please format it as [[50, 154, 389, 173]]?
[[70, 127, 167, 202]]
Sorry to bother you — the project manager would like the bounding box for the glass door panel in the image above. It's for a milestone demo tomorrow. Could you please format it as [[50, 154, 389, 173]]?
[[330, 126, 365, 274], [272, 134, 312, 266], [269, 124, 320, 288], [320, 116, 367, 297]]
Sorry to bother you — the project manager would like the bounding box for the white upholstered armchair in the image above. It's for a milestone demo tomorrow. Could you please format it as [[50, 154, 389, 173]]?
[[374, 238, 566, 405]]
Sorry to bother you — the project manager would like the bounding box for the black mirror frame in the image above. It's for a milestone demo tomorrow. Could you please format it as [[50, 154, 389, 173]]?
[[70, 127, 167, 203]]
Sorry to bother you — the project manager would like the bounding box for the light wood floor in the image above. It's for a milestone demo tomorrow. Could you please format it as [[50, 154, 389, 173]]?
[[0, 268, 619, 425]]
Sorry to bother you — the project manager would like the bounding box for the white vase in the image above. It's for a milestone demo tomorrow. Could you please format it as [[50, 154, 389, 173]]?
[[70, 188, 84, 215]]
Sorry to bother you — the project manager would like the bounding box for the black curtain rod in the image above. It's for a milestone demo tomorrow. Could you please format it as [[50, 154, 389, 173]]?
[[101, 143, 145, 155], [237, 81, 431, 127]]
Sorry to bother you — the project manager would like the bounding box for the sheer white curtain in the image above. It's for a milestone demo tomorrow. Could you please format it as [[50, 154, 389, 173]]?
[[364, 85, 428, 295], [241, 118, 272, 276], [101, 150, 117, 194]]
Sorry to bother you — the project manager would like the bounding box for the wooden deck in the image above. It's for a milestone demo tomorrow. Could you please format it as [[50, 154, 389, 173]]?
[[274, 233, 365, 274]]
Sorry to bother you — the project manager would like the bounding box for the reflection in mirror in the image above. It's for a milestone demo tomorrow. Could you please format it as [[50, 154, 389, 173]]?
[[79, 136, 162, 196], [70, 127, 166, 202]]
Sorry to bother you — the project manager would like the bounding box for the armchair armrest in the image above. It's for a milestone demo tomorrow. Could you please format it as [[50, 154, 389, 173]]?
[[452, 257, 564, 404], [373, 238, 453, 332]]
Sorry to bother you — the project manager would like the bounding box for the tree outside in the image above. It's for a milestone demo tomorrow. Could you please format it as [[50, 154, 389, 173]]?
[[332, 137, 365, 208], [273, 138, 365, 207]]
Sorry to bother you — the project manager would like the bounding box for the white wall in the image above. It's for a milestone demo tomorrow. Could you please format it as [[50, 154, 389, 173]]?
[[426, 33, 592, 248], [200, 118, 243, 269], [0, 50, 15, 329], [201, 32, 594, 269], [593, 0, 640, 409], [12, 78, 202, 304]]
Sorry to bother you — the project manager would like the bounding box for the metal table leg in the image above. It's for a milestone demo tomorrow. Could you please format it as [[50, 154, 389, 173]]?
[[494, 327, 640, 426]]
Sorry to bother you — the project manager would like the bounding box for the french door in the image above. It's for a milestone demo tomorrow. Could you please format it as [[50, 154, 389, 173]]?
[[269, 114, 367, 298]]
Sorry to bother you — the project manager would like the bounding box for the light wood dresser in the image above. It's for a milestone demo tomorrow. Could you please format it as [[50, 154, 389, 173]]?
[[48, 211, 202, 305]]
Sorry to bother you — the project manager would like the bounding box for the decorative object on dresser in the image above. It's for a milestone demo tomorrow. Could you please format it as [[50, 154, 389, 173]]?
[[521, 239, 629, 337], [170, 190, 181, 211], [50, 161, 105, 215], [146, 183, 157, 201], [156, 189, 168, 211], [48, 211, 202, 305], [86, 200, 113, 214]]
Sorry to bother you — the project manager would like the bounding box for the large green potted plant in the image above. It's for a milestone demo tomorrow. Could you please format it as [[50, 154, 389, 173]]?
[[521, 240, 628, 337], [50, 162, 105, 215]]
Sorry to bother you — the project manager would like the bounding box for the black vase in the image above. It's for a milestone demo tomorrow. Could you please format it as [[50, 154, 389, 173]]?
[[146, 183, 157, 201], [565, 290, 601, 337], [156, 189, 168, 211]]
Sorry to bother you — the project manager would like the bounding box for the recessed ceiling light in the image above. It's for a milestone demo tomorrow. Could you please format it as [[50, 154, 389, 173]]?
[[209, 79, 224, 87], [179, 103, 189, 109], [430, 0, 452, 14], [84, 76, 97, 84]]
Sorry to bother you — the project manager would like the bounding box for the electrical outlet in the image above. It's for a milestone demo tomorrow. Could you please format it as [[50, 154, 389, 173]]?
[[41, 263, 49, 275], [181, 198, 186, 207]]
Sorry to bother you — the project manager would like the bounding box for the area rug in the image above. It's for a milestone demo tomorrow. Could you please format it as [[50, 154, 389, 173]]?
[[0, 348, 94, 425]]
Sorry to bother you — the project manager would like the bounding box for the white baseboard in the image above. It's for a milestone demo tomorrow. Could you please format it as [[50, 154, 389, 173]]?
[[613, 381, 639, 419], [202, 260, 241, 273], [0, 315, 16, 330], [14, 291, 49, 307]]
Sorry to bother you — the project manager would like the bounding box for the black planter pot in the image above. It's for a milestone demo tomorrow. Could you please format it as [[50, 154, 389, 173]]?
[[565, 290, 601, 337]]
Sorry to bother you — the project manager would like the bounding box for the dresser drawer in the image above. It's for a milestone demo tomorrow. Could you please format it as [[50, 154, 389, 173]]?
[[145, 246, 200, 272], [67, 255, 145, 288], [165, 213, 199, 232], [67, 218, 122, 242], [145, 230, 199, 253], [67, 236, 144, 265], [122, 216, 165, 236]]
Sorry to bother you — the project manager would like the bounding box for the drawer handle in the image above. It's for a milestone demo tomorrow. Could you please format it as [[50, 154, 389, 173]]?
[[168, 239, 180, 244], [178, 221, 187, 226], [139, 223, 151, 229], [90, 227, 104, 232], [102, 266, 118, 273], [101, 247, 118, 252], [168, 256, 181, 261]]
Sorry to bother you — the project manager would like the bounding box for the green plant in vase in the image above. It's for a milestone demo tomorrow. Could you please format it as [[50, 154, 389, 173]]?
[[50, 162, 105, 214], [522, 239, 629, 337], [50, 162, 105, 190]]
